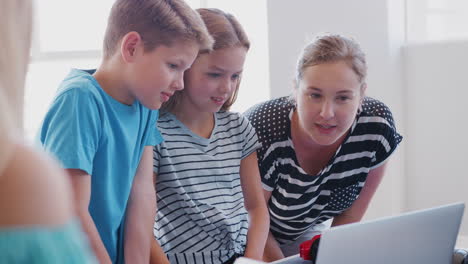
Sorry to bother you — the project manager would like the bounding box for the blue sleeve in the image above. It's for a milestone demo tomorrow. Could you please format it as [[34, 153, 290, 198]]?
[[38, 88, 101, 175], [145, 110, 163, 147]]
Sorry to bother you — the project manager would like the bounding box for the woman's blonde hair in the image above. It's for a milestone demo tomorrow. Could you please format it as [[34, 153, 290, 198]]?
[[0, 0, 33, 172], [162, 8, 250, 113], [296, 33, 367, 85]]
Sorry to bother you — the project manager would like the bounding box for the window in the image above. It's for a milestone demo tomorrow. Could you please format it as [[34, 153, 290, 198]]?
[[407, 0, 468, 43], [26, 0, 117, 139], [26, 0, 269, 140], [35, 0, 113, 54], [33, 0, 200, 55]]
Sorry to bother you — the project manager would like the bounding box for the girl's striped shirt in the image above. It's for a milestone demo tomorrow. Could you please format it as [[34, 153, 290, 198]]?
[[153, 111, 261, 263]]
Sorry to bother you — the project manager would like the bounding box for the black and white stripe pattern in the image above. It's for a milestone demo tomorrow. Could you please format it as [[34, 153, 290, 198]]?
[[244, 96, 402, 244], [153, 111, 261, 263]]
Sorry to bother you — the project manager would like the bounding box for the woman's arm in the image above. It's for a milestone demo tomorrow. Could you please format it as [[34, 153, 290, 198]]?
[[332, 162, 388, 226], [240, 152, 270, 260], [260, 189, 285, 262]]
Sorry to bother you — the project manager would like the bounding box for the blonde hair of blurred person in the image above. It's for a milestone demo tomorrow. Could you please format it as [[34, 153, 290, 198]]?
[[0, 1, 95, 262]]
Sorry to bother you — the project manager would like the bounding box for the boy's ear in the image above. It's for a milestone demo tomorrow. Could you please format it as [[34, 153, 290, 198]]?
[[120, 31, 142, 63]]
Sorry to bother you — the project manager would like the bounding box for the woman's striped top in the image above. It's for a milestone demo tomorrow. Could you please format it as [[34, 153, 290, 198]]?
[[244, 96, 402, 244], [153, 111, 261, 263]]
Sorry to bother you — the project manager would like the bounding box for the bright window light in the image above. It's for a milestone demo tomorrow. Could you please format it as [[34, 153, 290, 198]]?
[[407, 0, 468, 43], [36, 0, 114, 53]]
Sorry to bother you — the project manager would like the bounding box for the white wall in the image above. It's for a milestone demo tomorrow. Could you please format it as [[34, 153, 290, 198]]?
[[266, 0, 407, 219], [405, 41, 468, 238]]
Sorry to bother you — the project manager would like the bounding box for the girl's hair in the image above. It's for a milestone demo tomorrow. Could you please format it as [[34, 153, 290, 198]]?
[[103, 0, 214, 60], [295, 33, 367, 85], [0, 0, 33, 172], [162, 8, 250, 112]]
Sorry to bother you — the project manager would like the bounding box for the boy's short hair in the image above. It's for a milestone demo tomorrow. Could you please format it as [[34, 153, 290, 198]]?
[[102, 0, 213, 59]]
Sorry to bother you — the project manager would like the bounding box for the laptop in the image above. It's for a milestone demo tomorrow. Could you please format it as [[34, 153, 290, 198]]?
[[237, 202, 465, 264]]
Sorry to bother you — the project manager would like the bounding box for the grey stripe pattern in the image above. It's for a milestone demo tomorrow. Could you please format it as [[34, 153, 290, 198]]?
[[153, 111, 261, 264]]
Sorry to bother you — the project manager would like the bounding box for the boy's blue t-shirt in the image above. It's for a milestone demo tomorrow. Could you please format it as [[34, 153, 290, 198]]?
[[38, 69, 163, 263]]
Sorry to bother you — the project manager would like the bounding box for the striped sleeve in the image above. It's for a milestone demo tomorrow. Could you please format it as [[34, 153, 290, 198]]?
[[360, 98, 403, 168], [370, 119, 402, 168], [153, 144, 161, 174], [243, 98, 293, 191], [239, 115, 262, 159]]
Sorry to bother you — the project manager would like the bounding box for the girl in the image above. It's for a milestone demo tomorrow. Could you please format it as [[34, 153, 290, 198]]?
[[244, 34, 403, 261], [0, 0, 95, 262], [150, 8, 269, 264]]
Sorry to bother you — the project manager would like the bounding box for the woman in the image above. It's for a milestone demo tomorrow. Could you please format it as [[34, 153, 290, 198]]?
[[0, 0, 95, 262], [244, 33, 402, 261]]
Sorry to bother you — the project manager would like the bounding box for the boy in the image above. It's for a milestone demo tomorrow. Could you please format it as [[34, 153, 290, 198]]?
[[38, 0, 213, 263]]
